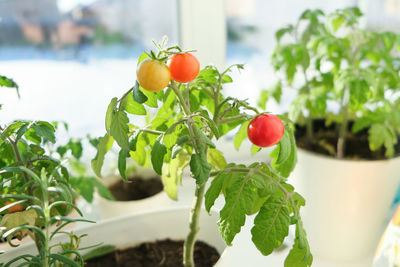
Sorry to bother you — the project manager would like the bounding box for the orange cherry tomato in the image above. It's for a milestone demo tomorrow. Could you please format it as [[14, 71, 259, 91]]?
[[137, 59, 171, 92], [169, 53, 200, 83]]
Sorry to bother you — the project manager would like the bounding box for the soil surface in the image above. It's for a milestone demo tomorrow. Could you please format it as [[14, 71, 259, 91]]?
[[85, 239, 220, 267], [109, 175, 163, 201], [296, 119, 400, 160]]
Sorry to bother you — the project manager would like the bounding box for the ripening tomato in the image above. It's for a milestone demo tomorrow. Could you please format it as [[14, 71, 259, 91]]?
[[136, 59, 171, 92], [247, 114, 284, 147], [5, 201, 24, 213], [169, 53, 200, 83]]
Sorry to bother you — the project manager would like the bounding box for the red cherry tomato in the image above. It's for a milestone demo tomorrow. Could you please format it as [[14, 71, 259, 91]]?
[[136, 59, 171, 92], [5, 201, 24, 213], [247, 114, 284, 147], [169, 53, 200, 83]]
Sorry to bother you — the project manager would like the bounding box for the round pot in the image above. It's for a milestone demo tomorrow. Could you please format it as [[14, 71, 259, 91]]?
[[290, 148, 400, 262], [1, 207, 228, 265], [95, 168, 172, 219]]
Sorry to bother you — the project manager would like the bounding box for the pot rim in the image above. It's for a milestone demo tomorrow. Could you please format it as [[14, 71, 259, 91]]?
[[297, 146, 400, 163]]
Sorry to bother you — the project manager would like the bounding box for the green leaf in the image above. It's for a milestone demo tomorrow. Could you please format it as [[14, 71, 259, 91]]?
[[251, 145, 261, 155], [189, 146, 212, 185], [105, 97, 118, 131], [32, 121, 56, 143], [0, 121, 25, 141], [151, 135, 167, 175], [251, 196, 290, 255], [118, 149, 129, 180], [161, 153, 189, 200], [285, 238, 313, 267], [368, 123, 396, 157], [199, 110, 220, 139], [83, 245, 116, 261], [91, 134, 114, 177], [207, 148, 227, 170], [91, 178, 114, 200], [205, 172, 225, 212], [275, 130, 291, 164], [234, 121, 249, 150], [257, 90, 269, 110], [137, 52, 150, 66], [142, 89, 158, 108], [49, 254, 80, 267], [123, 95, 146, 115], [196, 129, 215, 148], [110, 109, 130, 151], [129, 135, 147, 166], [129, 130, 140, 151], [218, 177, 254, 245], [270, 125, 297, 177], [0, 75, 18, 89], [132, 81, 148, 104]]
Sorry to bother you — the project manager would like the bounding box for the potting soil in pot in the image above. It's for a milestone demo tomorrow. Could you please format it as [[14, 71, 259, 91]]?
[[295, 119, 400, 159], [109, 176, 163, 201], [85, 239, 220, 267]]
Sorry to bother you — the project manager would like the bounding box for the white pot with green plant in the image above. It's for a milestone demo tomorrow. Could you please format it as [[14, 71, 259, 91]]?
[[262, 7, 400, 262]]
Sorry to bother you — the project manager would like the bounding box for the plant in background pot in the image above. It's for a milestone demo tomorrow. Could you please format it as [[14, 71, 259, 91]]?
[[92, 39, 313, 266], [0, 75, 94, 266], [261, 7, 400, 262]]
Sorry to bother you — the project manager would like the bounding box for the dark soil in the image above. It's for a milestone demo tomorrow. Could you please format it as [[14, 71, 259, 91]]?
[[109, 175, 163, 201], [296, 119, 400, 160], [85, 239, 220, 267]]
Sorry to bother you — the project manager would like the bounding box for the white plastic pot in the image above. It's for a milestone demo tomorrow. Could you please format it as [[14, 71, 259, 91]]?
[[290, 148, 400, 262], [95, 168, 173, 219], [1, 207, 228, 266]]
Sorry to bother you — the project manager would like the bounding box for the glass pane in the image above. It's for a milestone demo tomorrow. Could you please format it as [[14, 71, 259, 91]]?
[[225, 0, 357, 110], [0, 0, 178, 136]]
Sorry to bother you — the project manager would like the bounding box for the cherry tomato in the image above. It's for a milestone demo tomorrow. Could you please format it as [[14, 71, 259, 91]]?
[[5, 201, 24, 213], [247, 114, 284, 147], [137, 59, 171, 92], [169, 53, 200, 83]]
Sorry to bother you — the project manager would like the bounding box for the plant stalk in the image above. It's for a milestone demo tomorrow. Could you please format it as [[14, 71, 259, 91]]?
[[337, 90, 349, 158], [170, 82, 206, 267], [183, 184, 206, 267]]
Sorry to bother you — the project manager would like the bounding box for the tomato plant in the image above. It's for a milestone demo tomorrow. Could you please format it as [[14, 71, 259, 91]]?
[[261, 7, 400, 159], [93, 39, 312, 267], [247, 114, 284, 147], [136, 59, 171, 92], [169, 53, 200, 83]]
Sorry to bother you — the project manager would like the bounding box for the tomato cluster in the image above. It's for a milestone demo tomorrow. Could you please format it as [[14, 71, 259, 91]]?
[[136, 50, 284, 148], [136, 52, 200, 92]]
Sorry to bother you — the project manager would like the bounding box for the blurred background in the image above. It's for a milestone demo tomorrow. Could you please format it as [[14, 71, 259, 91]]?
[[0, 0, 398, 138]]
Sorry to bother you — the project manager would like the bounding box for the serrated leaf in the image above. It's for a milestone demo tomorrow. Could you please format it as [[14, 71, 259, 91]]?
[[105, 97, 118, 131], [118, 149, 129, 180], [151, 136, 167, 175], [0, 121, 25, 141], [368, 123, 396, 157], [132, 81, 148, 104], [251, 196, 290, 255], [207, 148, 227, 170], [199, 110, 220, 139], [91, 134, 114, 177], [33, 121, 56, 144], [205, 172, 225, 212], [189, 146, 212, 185], [234, 121, 249, 150], [218, 177, 254, 245], [110, 109, 130, 151]]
